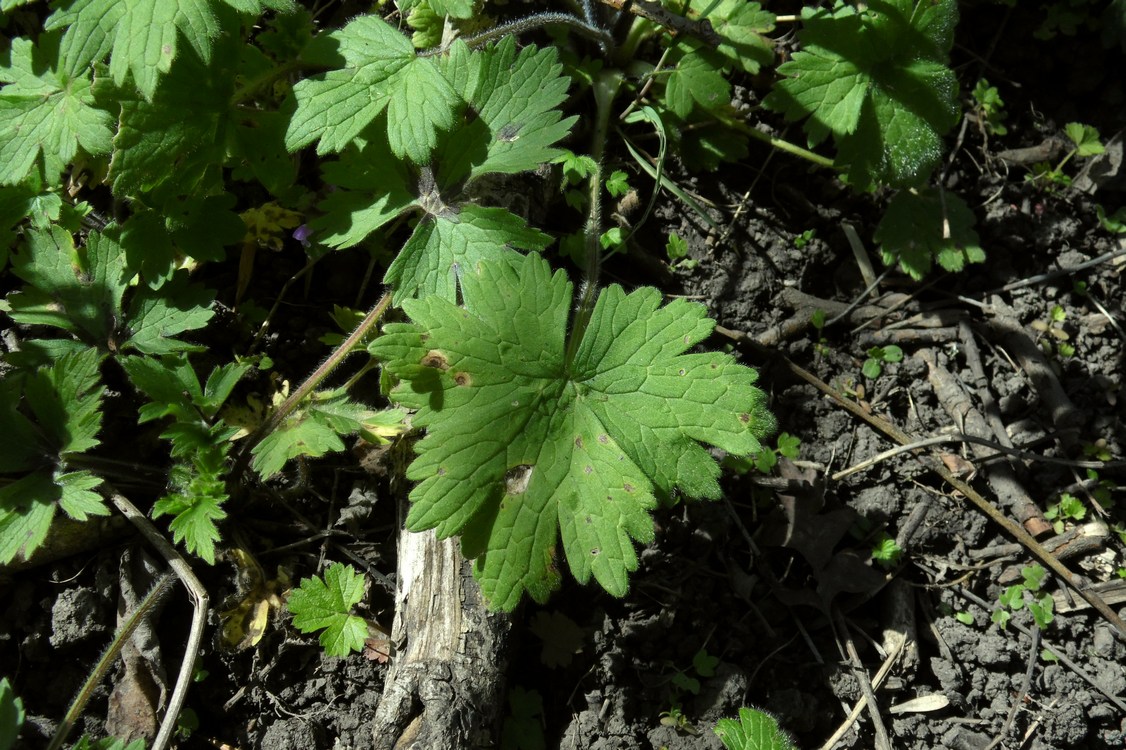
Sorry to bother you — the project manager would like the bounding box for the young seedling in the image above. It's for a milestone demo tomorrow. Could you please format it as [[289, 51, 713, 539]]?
[[659, 705, 700, 736], [1044, 493, 1086, 534], [1026, 122, 1105, 190], [971, 78, 1008, 136], [792, 228, 816, 249], [862, 345, 904, 380], [287, 563, 369, 658], [1031, 304, 1074, 359], [665, 232, 697, 270], [870, 532, 903, 569], [992, 564, 1055, 631]]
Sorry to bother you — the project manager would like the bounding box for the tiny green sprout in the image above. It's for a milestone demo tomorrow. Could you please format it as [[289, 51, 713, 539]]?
[[1045, 493, 1086, 534], [954, 611, 974, 625], [1082, 439, 1112, 462], [1072, 279, 1089, 296], [793, 228, 816, 249], [659, 706, 699, 736], [776, 433, 801, 460], [1040, 648, 1059, 663], [748, 433, 801, 474], [810, 309, 826, 331], [1097, 204, 1126, 234], [605, 169, 631, 198], [599, 226, 624, 251], [862, 345, 904, 379], [994, 564, 1054, 630], [665, 232, 696, 270], [175, 707, 200, 740], [971, 78, 1008, 135], [871, 533, 903, 568], [1050, 304, 1066, 323], [1028, 122, 1104, 191]]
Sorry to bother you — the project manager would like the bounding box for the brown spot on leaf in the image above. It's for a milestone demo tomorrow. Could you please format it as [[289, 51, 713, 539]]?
[[590, 548, 600, 556], [597, 434, 609, 444], [623, 482, 634, 493], [584, 465, 593, 475], [453, 371, 471, 386], [575, 435, 584, 449], [421, 350, 450, 370], [738, 412, 751, 423], [504, 464, 534, 495]]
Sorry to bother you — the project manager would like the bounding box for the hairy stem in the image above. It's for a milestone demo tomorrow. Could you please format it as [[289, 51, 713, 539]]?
[[565, 71, 622, 371], [47, 573, 176, 750], [419, 12, 612, 56], [237, 292, 393, 471]]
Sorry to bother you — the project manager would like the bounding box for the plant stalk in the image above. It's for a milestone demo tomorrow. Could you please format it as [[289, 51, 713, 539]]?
[[565, 71, 622, 371], [238, 292, 393, 470], [47, 573, 176, 750]]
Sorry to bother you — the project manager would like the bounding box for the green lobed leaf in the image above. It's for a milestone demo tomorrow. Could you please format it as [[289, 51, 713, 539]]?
[[7, 227, 126, 344], [763, 0, 960, 190], [437, 38, 577, 183], [714, 707, 797, 750], [311, 132, 415, 249], [124, 273, 217, 355], [0, 472, 57, 564], [249, 394, 371, 479], [384, 204, 552, 302], [370, 253, 774, 609], [46, 0, 294, 100], [874, 188, 983, 279], [0, 35, 113, 186], [152, 444, 229, 564], [285, 14, 457, 161], [287, 562, 368, 657], [665, 42, 730, 119], [23, 348, 106, 458], [688, 0, 775, 74]]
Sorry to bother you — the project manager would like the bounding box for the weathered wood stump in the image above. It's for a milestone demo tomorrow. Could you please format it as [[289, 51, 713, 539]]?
[[372, 528, 511, 750]]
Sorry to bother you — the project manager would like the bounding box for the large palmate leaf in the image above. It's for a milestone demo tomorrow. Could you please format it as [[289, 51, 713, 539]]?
[[46, 0, 295, 100], [285, 14, 457, 162], [0, 36, 113, 186], [370, 253, 774, 610], [763, 0, 960, 190]]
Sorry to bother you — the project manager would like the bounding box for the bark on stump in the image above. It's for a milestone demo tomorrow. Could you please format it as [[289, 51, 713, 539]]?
[[372, 527, 511, 750]]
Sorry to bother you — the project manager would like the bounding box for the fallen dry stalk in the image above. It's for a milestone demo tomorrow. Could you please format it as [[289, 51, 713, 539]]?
[[716, 326, 1126, 639]]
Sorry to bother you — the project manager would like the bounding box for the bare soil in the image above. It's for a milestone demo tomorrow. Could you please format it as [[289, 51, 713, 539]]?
[[3, 4, 1126, 750]]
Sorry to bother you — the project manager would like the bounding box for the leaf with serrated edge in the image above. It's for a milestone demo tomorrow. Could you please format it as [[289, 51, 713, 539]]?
[[715, 707, 797, 750], [286, 14, 456, 160], [370, 253, 774, 609], [0, 37, 113, 186], [47, 0, 291, 99], [384, 205, 551, 302], [312, 133, 415, 248], [288, 563, 368, 656], [763, 0, 960, 190], [875, 188, 983, 279], [438, 38, 576, 183]]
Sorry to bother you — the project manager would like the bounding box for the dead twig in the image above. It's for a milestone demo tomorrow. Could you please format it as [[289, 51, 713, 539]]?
[[830, 432, 1124, 482], [103, 488, 210, 750], [916, 347, 1051, 535], [984, 624, 1040, 750]]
